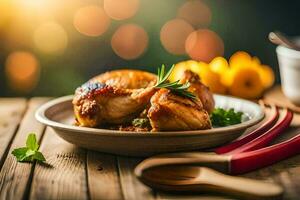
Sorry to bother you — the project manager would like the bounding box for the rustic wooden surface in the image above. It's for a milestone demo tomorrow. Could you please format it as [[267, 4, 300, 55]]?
[[0, 96, 299, 200]]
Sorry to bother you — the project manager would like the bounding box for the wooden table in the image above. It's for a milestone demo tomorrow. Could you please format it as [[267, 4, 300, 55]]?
[[0, 97, 300, 200]]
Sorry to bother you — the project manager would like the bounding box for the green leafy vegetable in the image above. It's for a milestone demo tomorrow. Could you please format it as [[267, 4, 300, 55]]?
[[210, 108, 243, 127], [12, 133, 46, 163], [132, 118, 151, 128], [155, 64, 196, 99]]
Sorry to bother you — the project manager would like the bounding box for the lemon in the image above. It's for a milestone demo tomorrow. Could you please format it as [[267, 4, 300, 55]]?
[[209, 56, 229, 75], [257, 65, 275, 89], [199, 62, 227, 94], [228, 67, 264, 99], [229, 51, 252, 68], [168, 61, 189, 82]]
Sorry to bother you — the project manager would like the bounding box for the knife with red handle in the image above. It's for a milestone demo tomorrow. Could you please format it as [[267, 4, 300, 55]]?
[[136, 133, 300, 175]]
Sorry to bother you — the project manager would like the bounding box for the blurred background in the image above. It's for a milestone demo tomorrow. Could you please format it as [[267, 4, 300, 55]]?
[[0, 0, 300, 97]]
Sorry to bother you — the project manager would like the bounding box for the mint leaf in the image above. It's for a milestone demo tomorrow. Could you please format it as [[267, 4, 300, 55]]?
[[33, 151, 46, 162], [12, 147, 28, 161], [12, 133, 46, 163], [26, 133, 39, 151], [21, 149, 36, 162]]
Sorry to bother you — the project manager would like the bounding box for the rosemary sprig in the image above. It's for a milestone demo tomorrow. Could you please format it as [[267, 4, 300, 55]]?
[[154, 64, 196, 99]]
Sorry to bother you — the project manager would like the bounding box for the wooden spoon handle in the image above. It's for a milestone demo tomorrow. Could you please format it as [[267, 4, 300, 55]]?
[[198, 167, 283, 200], [135, 152, 231, 175]]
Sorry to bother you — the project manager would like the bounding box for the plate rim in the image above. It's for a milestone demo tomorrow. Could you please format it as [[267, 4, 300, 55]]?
[[35, 95, 264, 137]]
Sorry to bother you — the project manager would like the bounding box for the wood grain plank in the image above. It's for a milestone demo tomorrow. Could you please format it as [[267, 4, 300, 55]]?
[[0, 98, 49, 200], [156, 193, 234, 200], [118, 157, 155, 200], [87, 151, 123, 200], [242, 155, 300, 200], [29, 127, 88, 200], [0, 98, 26, 167]]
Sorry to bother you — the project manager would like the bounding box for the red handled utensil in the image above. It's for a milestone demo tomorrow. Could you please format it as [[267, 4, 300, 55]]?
[[135, 132, 300, 175], [134, 133, 298, 199], [135, 107, 296, 175], [135, 105, 296, 199]]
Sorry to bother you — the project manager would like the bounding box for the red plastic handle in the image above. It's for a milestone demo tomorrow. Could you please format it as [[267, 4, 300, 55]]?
[[226, 109, 293, 155], [215, 105, 279, 154], [230, 134, 300, 174]]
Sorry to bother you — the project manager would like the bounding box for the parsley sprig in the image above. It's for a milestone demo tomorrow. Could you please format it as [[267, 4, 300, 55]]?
[[154, 64, 196, 99], [132, 118, 151, 128], [12, 133, 46, 163], [210, 108, 243, 127]]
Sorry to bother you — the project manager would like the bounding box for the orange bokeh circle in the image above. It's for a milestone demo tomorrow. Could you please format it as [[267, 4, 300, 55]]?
[[5, 51, 40, 92], [74, 5, 110, 37], [111, 24, 148, 60], [104, 0, 139, 20], [185, 29, 224, 62], [160, 19, 194, 55], [177, 0, 211, 28]]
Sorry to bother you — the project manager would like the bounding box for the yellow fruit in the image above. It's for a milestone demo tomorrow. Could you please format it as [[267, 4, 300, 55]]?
[[198, 62, 227, 94], [209, 56, 229, 75], [257, 65, 275, 89], [252, 56, 261, 67], [169, 60, 204, 82], [229, 51, 252, 68], [220, 69, 234, 87], [186, 60, 202, 75], [169, 61, 189, 82], [228, 67, 264, 99]]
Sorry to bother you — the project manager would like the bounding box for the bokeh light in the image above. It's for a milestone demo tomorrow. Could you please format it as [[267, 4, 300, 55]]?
[[185, 29, 224, 62], [177, 0, 211, 28], [0, 1, 13, 29], [74, 5, 111, 37], [34, 22, 68, 54], [160, 19, 194, 55], [5, 51, 40, 93], [111, 24, 148, 60], [104, 0, 140, 20]]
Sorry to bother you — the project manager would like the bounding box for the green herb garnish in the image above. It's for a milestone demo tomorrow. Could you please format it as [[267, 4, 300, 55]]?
[[132, 118, 151, 128], [154, 64, 196, 99], [12, 133, 46, 163], [210, 108, 243, 127]]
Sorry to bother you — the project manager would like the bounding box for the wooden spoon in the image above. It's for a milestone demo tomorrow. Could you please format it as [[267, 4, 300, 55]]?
[[269, 31, 300, 51], [135, 165, 283, 200]]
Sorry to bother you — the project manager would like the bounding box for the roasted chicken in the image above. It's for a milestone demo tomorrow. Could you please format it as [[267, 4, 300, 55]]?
[[148, 89, 211, 131], [73, 69, 214, 131], [73, 70, 156, 127]]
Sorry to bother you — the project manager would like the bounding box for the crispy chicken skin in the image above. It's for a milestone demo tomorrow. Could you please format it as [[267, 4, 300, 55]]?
[[73, 82, 156, 127], [73, 70, 157, 127], [180, 70, 215, 113], [148, 89, 211, 131], [90, 69, 157, 89]]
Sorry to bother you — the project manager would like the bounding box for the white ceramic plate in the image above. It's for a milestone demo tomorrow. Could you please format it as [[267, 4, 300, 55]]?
[[35, 95, 264, 156]]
